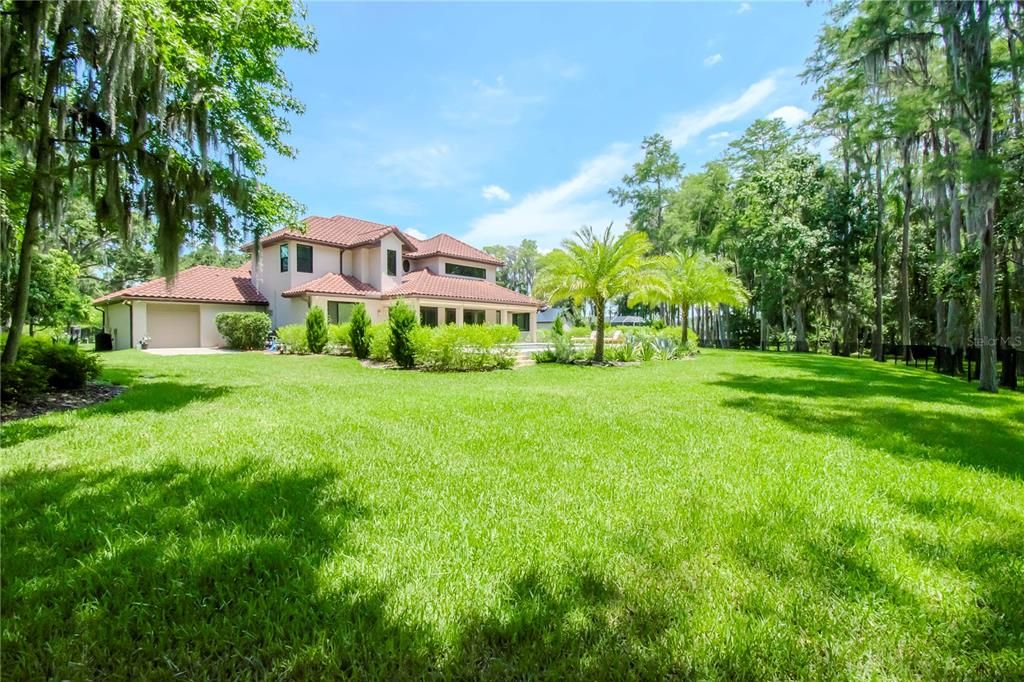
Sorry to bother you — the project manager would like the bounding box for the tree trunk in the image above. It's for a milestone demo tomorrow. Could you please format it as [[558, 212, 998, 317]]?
[[781, 294, 790, 352], [794, 302, 809, 352], [899, 136, 914, 363], [931, 132, 948, 371], [594, 296, 606, 363], [999, 246, 1016, 389], [872, 142, 886, 363], [968, 5, 997, 392], [977, 208, 997, 391], [681, 300, 689, 346], [1, 26, 69, 366], [946, 184, 964, 374], [759, 304, 767, 351], [721, 304, 730, 349]]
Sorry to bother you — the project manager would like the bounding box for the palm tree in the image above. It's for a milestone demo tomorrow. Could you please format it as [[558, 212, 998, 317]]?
[[654, 251, 749, 345], [535, 225, 667, 362]]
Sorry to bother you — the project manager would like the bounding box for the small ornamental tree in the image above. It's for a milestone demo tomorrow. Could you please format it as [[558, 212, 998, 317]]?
[[349, 303, 372, 359], [305, 306, 328, 354], [388, 300, 418, 368]]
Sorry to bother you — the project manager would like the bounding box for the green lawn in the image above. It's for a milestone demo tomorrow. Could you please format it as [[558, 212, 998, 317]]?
[[2, 350, 1022, 679]]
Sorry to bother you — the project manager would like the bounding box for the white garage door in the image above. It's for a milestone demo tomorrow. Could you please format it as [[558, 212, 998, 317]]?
[[148, 304, 200, 348]]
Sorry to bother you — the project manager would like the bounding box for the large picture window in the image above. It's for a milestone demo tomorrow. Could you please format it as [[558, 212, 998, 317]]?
[[279, 244, 289, 272], [445, 262, 486, 279], [328, 301, 354, 324], [297, 244, 313, 273], [511, 312, 530, 332], [464, 309, 486, 325], [387, 249, 397, 276], [445, 308, 456, 325], [420, 307, 439, 327]]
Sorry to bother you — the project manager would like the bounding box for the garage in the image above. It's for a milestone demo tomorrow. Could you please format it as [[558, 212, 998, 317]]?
[[147, 304, 201, 348], [93, 264, 270, 349]]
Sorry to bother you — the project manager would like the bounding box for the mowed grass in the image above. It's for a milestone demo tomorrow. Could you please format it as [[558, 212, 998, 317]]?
[[2, 350, 1022, 679]]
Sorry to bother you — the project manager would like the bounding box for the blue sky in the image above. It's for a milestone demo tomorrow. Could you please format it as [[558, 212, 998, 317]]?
[[263, 1, 828, 249]]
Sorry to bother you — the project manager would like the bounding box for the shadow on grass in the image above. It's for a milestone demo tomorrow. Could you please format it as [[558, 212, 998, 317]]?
[[446, 566, 681, 679], [3, 457, 1022, 677], [0, 460, 686, 678], [712, 355, 1023, 477], [0, 420, 69, 449], [0, 462, 414, 678], [85, 381, 232, 416], [727, 496, 1024, 678], [0, 380, 233, 449]]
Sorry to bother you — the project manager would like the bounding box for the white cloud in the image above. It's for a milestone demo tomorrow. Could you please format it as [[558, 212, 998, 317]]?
[[558, 63, 584, 80], [703, 53, 723, 67], [707, 131, 733, 142], [465, 76, 783, 249], [735, 2, 752, 15], [442, 76, 544, 127], [768, 105, 810, 127], [404, 227, 428, 240], [464, 144, 632, 249], [375, 143, 458, 188], [481, 184, 511, 202], [663, 76, 777, 146]]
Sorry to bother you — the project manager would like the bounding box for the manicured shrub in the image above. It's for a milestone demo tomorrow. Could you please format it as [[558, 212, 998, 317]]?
[[0, 360, 52, 405], [215, 311, 271, 350], [387, 300, 418, 369], [415, 324, 518, 371], [327, 323, 352, 355], [368, 323, 391, 362], [305, 307, 328, 354], [349, 303, 371, 359], [20, 338, 101, 390], [276, 324, 308, 354]]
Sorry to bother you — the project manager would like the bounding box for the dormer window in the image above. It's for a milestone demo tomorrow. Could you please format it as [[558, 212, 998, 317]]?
[[387, 249, 397, 277]]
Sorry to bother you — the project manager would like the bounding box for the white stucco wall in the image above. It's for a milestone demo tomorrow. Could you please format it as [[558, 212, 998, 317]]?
[[378, 233, 405, 292], [131, 301, 148, 347], [252, 245, 291, 328], [106, 302, 132, 350]]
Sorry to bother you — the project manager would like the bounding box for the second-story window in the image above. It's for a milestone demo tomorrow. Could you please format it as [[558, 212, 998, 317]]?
[[297, 244, 313, 273], [387, 249, 397, 276], [445, 262, 486, 279], [279, 244, 289, 272]]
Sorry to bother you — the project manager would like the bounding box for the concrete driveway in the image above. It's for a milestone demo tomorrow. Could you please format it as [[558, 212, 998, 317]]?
[[143, 347, 238, 356]]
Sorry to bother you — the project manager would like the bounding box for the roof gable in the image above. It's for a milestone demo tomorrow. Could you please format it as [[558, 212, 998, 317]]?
[[93, 266, 268, 305], [253, 215, 415, 251], [405, 233, 503, 266]]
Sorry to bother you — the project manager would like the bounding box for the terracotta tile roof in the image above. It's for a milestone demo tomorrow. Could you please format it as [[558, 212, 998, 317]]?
[[246, 215, 500, 266], [93, 266, 268, 305], [282, 273, 380, 298], [387, 269, 542, 307], [251, 215, 415, 251], [405, 233, 503, 266]]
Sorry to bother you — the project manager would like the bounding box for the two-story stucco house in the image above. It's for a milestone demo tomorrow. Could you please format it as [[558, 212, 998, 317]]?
[[93, 215, 544, 349]]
